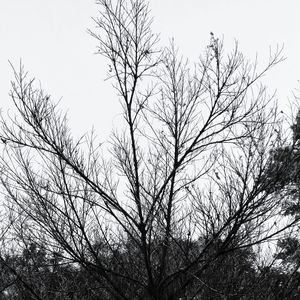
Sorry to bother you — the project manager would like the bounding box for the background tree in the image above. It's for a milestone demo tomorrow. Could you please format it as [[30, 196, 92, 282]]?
[[0, 0, 295, 299], [259, 105, 300, 299]]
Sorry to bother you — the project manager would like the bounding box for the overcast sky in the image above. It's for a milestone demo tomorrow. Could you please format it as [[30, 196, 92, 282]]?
[[1, 0, 300, 140]]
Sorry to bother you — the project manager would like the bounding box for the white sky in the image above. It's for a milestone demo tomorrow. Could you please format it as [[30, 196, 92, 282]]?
[[1, 0, 300, 140]]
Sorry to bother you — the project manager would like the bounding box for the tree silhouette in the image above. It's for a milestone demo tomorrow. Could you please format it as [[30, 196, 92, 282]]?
[[0, 0, 296, 299]]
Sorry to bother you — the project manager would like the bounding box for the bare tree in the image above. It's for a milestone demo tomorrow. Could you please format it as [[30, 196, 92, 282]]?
[[0, 0, 295, 299]]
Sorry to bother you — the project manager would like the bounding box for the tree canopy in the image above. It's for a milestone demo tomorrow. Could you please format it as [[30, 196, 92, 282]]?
[[0, 0, 299, 299]]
